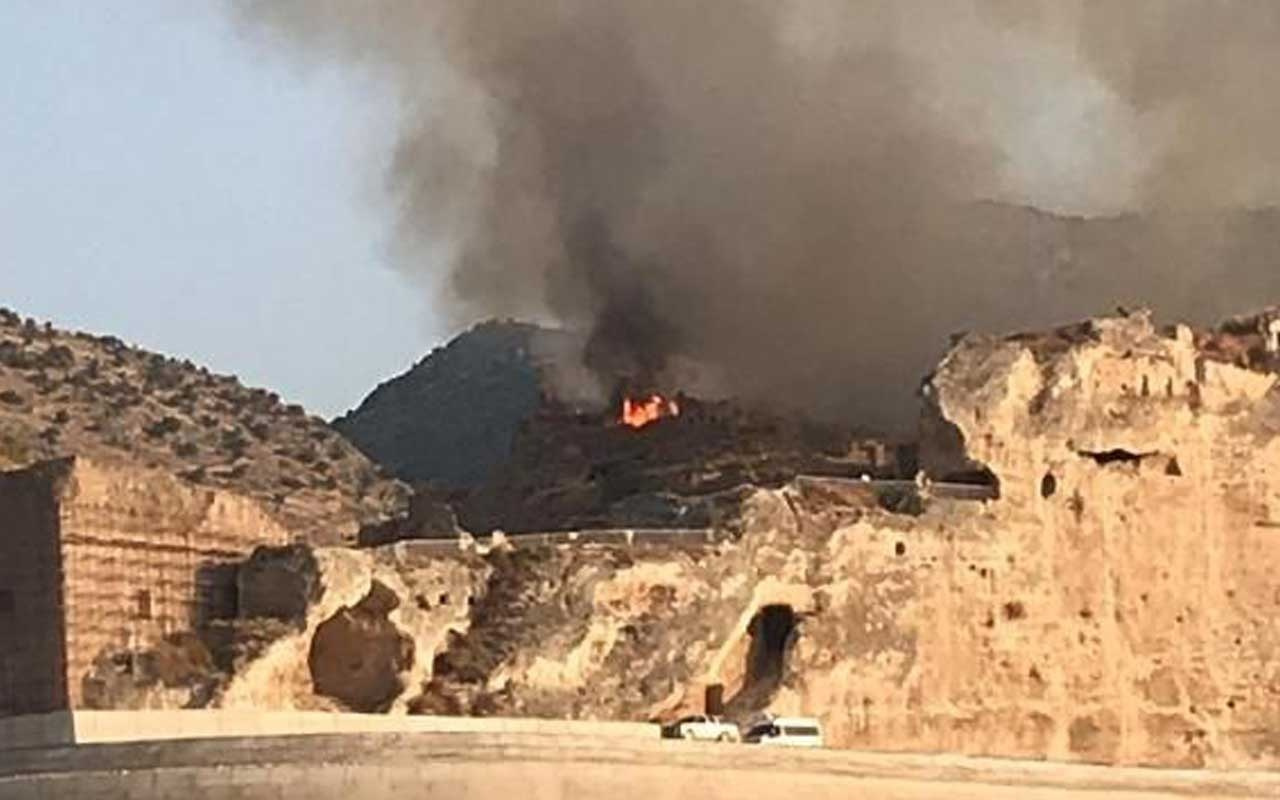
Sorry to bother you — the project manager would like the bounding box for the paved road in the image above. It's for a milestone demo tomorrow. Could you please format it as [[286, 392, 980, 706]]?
[[3, 732, 1277, 799]]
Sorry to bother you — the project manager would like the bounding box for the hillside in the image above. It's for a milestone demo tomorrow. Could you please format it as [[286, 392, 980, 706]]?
[[0, 308, 407, 543], [334, 320, 568, 488]]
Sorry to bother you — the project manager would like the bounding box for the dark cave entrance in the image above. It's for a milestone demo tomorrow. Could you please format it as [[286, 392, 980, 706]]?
[[725, 604, 797, 716], [747, 605, 796, 687]]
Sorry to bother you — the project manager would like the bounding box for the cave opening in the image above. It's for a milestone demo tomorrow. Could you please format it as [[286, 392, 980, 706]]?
[[1079, 448, 1149, 466], [725, 604, 797, 716], [747, 605, 796, 686]]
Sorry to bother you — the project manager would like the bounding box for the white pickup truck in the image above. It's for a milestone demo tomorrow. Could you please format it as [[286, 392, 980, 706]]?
[[662, 714, 741, 742]]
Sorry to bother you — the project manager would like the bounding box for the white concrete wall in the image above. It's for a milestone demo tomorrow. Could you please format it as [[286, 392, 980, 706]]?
[[0, 711, 657, 750]]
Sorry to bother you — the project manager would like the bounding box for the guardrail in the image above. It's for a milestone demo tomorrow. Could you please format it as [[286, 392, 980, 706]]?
[[795, 474, 999, 501], [388, 527, 727, 558], [384, 476, 997, 557]]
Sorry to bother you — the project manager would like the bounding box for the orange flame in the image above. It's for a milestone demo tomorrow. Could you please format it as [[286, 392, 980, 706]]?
[[620, 394, 680, 429]]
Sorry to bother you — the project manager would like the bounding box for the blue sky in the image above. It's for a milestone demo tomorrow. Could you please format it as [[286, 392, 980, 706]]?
[[0, 2, 449, 417]]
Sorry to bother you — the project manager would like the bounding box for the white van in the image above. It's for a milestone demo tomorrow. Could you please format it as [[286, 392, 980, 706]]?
[[742, 716, 824, 748]]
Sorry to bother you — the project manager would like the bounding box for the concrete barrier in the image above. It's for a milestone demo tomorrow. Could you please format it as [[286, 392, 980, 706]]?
[[0, 711, 657, 750]]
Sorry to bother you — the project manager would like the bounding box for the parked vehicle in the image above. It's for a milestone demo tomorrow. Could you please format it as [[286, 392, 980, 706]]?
[[662, 714, 741, 742], [741, 716, 824, 748]]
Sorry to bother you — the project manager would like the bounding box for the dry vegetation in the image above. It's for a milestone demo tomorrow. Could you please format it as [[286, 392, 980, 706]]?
[[0, 308, 407, 542]]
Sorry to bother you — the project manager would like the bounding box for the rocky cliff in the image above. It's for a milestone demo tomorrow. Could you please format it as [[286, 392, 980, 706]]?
[[58, 308, 1280, 770], [0, 308, 407, 542]]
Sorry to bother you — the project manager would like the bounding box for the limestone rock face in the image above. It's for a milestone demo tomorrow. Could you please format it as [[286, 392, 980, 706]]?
[[23, 309, 1280, 772], [217, 544, 487, 713], [872, 308, 1280, 767], [399, 310, 1280, 769]]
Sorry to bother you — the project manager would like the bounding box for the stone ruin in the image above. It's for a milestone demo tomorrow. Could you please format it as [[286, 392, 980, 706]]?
[[3, 308, 1280, 770], [0, 456, 289, 715]]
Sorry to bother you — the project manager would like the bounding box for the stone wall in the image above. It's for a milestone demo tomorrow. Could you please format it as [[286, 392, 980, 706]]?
[[0, 457, 291, 715], [0, 461, 69, 715], [57, 458, 291, 708]]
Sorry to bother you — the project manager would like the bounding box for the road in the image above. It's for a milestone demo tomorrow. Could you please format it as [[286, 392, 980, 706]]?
[[3, 731, 1277, 799]]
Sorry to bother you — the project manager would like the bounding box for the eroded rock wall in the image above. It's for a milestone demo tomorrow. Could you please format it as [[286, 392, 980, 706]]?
[[218, 544, 486, 713], [399, 311, 1280, 769], [40, 311, 1280, 771]]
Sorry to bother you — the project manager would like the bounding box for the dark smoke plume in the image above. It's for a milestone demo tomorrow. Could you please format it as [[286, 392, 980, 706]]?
[[230, 1, 1280, 428]]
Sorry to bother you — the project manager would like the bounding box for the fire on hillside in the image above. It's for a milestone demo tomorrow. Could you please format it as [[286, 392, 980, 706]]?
[[619, 394, 681, 429]]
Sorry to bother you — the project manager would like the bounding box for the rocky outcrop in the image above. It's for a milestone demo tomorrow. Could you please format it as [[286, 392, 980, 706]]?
[[216, 544, 487, 713], [397, 310, 1280, 769], [355, 489, 462, 547], [40, 309, 1280, 771], [0, 308, 407, 543]]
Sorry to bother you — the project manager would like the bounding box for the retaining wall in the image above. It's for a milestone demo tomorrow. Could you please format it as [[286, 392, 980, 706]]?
[[0, 711, 657, 750]]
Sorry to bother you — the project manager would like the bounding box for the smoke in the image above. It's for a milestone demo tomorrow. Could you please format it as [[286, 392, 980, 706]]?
[[230, 1, 1280, 428]]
